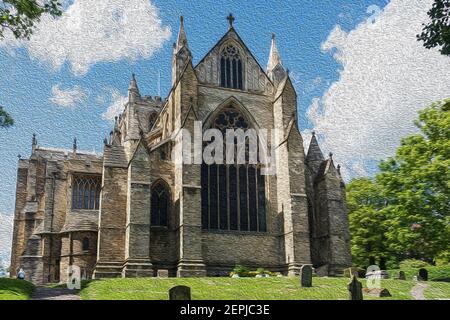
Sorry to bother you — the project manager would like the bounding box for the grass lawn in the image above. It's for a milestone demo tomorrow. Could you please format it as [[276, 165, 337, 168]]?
[[0, 278, 35, 300], [424, 282, 450, 300], [79, 277, 424, 300]]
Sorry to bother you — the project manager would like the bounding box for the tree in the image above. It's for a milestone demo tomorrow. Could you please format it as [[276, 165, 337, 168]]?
[[0, 0, 62, 40], [378, 99, 450, 264], [348, 99, 450, 267], [418, 0, 450, 56], [0, 106, 14, 128], [346, 178, 390, 269]]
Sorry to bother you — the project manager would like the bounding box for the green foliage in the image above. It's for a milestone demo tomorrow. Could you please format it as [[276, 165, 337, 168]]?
[[0, 278, 35, 300], [435, 251, 450, 266], [0, 0, 62, 40], [232, 264, 250, 276], [418, 0, 450, 56], [0, 106, 14, 128], [348, 99, 450, 268], [347, 178, 390, 268], [399, 259, 432, 269]]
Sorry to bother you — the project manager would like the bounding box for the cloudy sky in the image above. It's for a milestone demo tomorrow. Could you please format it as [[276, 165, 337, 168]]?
[[0, 0, 449, 262]]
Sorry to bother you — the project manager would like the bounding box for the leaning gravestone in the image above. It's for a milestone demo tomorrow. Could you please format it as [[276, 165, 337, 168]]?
[[169, 285, 191, 300], [398, 271, 406, 280], [300, 265, 313, 287], [418, 268, 428, 281], [347, 275, 363, 300]]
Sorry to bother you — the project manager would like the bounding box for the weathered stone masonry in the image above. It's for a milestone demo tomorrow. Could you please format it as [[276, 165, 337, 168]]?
[[10, 16, 351, 284]]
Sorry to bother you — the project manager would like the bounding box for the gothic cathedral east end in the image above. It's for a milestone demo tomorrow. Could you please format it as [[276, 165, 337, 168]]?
[[10, 16, 351, 284]]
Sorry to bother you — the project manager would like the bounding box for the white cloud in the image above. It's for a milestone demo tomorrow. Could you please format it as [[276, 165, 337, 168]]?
[[49, 84, 87, 107], [304, 0, 450, 178], [0, 213, 13, 267], [1, 0, 171, 75], [102, 89, 128, 121]]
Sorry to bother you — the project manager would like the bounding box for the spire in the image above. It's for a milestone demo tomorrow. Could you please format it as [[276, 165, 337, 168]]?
[[31, 133, 37, 153], [172, 16, 192, 85], [267, 33, 286, 84], [128, 73, 140, 102], [129, 73, 139, 93], [306, 131, 325, 163], [267, 33, 282, 72], [175, 16, 188, 53], [73, 137, 77, 155]]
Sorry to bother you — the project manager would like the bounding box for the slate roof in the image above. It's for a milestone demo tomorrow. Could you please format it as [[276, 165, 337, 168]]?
[[103, 144, 128, 168]]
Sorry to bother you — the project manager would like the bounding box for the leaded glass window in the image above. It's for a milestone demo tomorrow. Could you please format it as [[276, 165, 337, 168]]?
[[151, 181, 170, 226], [71, 175, 101, 210], [220, 45, 243, 90], [201, 105, 266, 232]]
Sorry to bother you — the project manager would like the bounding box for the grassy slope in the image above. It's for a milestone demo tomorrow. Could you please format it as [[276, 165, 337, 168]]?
[[0, 278, 35, 300], [387, 266, 450, 282], [80, 277, 420, 300]]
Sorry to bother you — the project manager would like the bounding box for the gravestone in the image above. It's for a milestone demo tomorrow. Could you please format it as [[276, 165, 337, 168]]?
[[157, 269, 169, 278], [397, 271, 406, 280], [169, 285, 191, 300], [347, 276, 363, 300], [300, 265, 313, 287], [418, 268, 428, 281], [363, 288, 392, 297]]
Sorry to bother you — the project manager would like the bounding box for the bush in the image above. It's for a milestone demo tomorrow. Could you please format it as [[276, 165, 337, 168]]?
[[230, 265, 277, 277], [232, 265, 250, 277], [399, 259, 432, 269], [435, 252, 450, 266]]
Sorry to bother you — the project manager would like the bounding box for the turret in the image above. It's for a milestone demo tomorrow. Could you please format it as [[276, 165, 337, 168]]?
[[305, 131, 325, 174]]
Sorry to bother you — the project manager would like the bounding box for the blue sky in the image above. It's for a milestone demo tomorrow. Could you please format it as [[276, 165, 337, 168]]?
[[0, 0, 448, 219]]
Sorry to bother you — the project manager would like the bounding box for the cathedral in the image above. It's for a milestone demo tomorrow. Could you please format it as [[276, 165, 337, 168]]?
[[10, 15, 351, 284]]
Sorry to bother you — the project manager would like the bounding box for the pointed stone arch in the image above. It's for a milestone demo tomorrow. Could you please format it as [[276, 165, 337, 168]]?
[[150, 179, 171, 227]]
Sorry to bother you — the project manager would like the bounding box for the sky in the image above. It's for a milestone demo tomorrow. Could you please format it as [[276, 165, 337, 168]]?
[[0, 0, 449, 263]]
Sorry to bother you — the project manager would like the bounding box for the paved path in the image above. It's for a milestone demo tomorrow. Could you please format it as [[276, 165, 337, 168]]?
[[410, 282, 428, 300], [30, 287, 81, 300]]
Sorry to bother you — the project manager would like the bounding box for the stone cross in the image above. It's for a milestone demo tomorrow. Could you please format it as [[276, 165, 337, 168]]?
[[300, 265, 313, 287], [398, 271, 406, 280], [227, 13, 235, 28], [169, 285, 191, 300], [347, 275, 363, 300], [418, 268, 428, 281]]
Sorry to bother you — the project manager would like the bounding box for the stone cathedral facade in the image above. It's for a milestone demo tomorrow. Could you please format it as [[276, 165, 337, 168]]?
[[10, 16, 351, 284]]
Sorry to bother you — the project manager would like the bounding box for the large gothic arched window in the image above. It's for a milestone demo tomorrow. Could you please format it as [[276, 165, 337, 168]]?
[[220, 45, 243, 90], [201, 105, 266, 232], [71, 175, 101, 210], [151, 181, 170, 226]]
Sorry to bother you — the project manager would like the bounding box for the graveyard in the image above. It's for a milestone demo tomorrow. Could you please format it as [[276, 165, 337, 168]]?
[[75, 275, 449, 300]]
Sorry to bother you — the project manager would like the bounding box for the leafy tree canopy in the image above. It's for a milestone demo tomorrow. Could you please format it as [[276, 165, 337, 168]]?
[[348, 99, 450, 268], [418, 0, 450, 56], [0, 0, 62, 40], [0, 106, 14, 128]]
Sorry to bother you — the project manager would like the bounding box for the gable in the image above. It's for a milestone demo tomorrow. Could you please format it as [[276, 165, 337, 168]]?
[[194, 28, 273, 94]]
